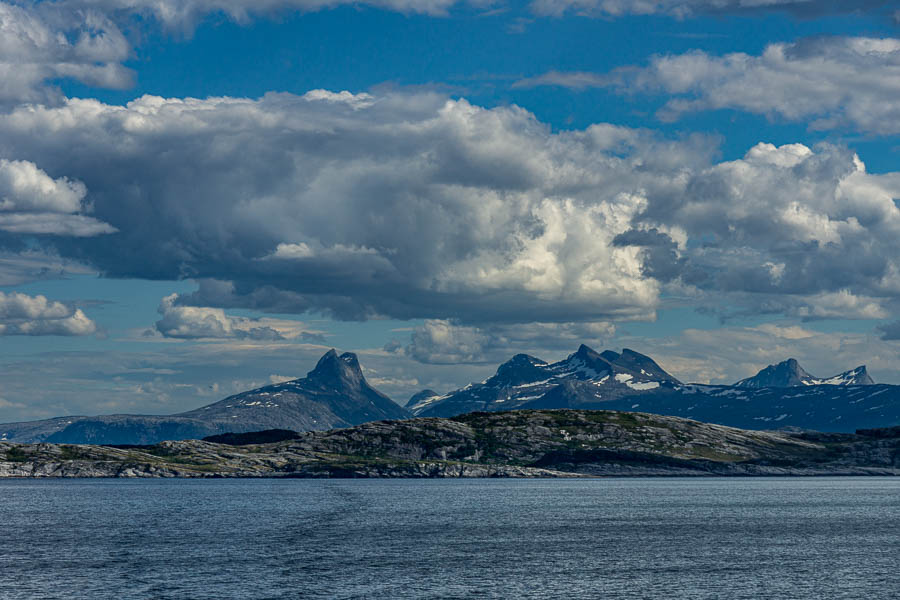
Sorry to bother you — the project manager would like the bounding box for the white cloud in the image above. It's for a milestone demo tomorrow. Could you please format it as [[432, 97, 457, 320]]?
[[626, 141, 900, 319], [2, 91, 899, 324], [1, 91, 704, 324], [629, 37, 900, 135], [517, 36, 900, 136], [0, 0, 457, 108], [0, 2, 133, 105], [0, 291, 97, 336], [528, 0, 892, 18], [0, 291, 71, 319], [0, 158, 85, 213], [68, 0, 463, 30], [154, 293, 324, 340], [270, 242, 314, 259], [0, 158, 115, 235], [1, 0, 890, 110]]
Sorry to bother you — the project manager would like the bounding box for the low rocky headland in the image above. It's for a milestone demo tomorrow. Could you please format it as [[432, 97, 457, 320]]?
[[1, 410, 898, 478]]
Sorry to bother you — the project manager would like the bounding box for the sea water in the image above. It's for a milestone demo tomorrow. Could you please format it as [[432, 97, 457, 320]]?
[[1, 477, 898, 599]]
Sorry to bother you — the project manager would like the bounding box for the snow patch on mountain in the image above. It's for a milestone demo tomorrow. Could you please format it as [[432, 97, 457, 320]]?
[[626, 381, 659, 391]]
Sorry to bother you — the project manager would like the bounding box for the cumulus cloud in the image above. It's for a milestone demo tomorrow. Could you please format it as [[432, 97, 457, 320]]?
[[154, 293, 327, 340], [1, 90, 900, 325], [0, 159, 115, 236], [625, 142, 900, 318], [0, 2, 133, 106], [1, 91, 712, 324], [0, 158, 85, 213], [2, 0, 891, 108], [528, 0, 893, 18], [155, 293, 283, 339], [0, 291, 97, 335], [610, 36, 900, 136], [68, 0, 463, 31], [0, 0, 461, 107]]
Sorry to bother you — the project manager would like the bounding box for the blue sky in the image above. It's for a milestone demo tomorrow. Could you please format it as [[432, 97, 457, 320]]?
[[3, 0, 900, 421]]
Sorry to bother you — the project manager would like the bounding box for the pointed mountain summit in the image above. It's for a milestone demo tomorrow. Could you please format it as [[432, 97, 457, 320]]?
[[0, 349, 410, 444], [833, 366, 875, 386], [183, 348, 410, 428], [735, 359, 876, 388], [612, 348, 681, 384], [558, 344, 613, 378], [735, 359, 813, 388], [490, 354, 550, 386], [306, 349, 366, 388], [552, 345, 680, 385]]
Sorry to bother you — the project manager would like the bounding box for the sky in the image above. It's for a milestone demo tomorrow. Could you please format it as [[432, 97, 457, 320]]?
[[3, 0, 900, 421]]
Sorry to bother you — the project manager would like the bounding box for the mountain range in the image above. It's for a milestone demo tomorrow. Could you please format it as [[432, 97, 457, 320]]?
[[406, 345, 899, 432], [1, 344, 898, 444]]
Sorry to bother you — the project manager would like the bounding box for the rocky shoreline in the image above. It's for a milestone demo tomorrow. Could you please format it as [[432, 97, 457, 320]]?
[[2, 410, 898, 478]]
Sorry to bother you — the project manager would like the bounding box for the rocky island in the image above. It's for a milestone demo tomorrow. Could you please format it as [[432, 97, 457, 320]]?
[[2, 409, 898, 478]]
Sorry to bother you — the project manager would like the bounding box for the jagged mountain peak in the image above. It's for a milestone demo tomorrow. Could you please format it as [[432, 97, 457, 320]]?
[[572, 344, 604, 361], [567, 343, 611, 367], [846, 366, 875, 385], [490, 353, 551, 387], [814, 365, 875, 386], [735, 359, 812, 388], [735, 359, 874, 388], [560, 346, 679, 384], [615, 348, 680, 384], [307, 349, 365, 387], [501, 353, 548, 367]]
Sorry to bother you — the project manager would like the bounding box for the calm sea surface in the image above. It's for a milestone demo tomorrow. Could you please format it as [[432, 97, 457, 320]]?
[[1, 477, 898, 599]]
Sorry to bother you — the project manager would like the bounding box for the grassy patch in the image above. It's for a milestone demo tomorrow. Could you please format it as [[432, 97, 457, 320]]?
[[4, 446, 28, 462], [59, 446, 93, 461]]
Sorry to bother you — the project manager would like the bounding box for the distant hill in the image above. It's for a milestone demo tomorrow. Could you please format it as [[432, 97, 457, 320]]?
[[0, 350, 410, 444]]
